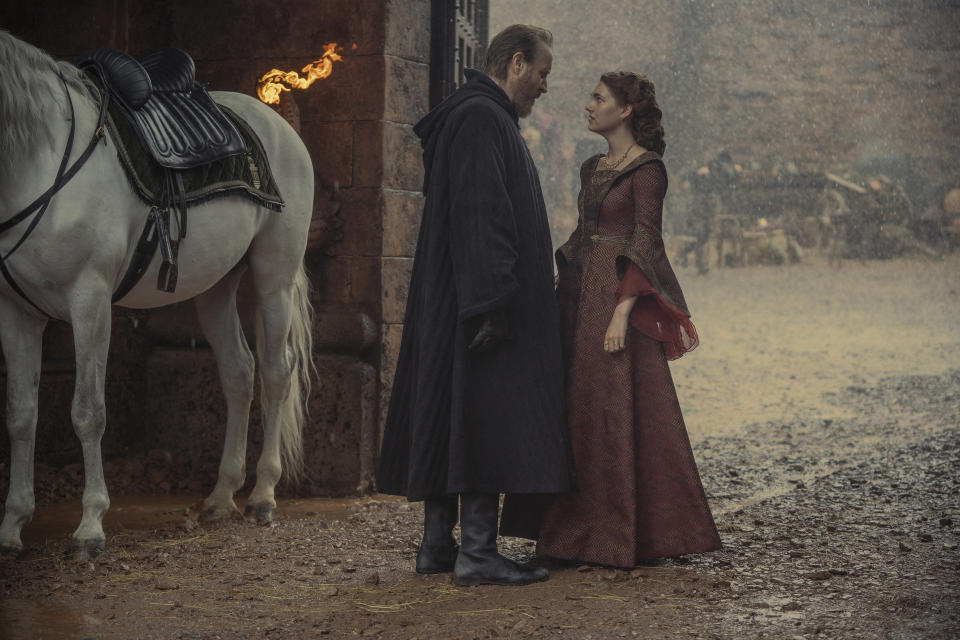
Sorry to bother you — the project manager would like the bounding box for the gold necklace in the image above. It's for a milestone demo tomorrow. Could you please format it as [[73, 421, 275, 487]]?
[[599, 143, 634, 170]]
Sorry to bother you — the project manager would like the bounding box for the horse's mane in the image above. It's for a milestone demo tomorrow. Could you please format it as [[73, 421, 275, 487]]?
[[0, 30, 91, 179]]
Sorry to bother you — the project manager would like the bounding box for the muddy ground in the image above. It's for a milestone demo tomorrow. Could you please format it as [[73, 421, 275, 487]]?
[[1, 255, 958, 639]]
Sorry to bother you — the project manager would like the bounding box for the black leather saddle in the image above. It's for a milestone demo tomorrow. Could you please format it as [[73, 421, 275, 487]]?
[[77, 47, 250, 295], [80, 48, 245, 169]]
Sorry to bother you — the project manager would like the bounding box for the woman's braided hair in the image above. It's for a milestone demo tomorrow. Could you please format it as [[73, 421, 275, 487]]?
[[600, 71, 666, 155]]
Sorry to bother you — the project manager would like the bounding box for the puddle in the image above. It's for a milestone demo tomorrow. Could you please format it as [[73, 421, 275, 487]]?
[[0, 599, 100, 640], [21, 494, 404, 546]]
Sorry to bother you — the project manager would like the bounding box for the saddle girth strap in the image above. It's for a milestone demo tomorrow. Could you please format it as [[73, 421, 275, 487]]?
[[175, 172, 188, 239], [154, 206, 178, 293], [111, 212, 160, 303], [110, 153, 190, 301]]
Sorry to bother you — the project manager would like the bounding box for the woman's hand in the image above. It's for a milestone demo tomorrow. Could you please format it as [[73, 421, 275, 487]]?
[[604, 297, 637, 353]]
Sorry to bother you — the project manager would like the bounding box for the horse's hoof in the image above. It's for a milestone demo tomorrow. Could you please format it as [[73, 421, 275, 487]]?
[[243, 503, 275, 525], [198, 505, 243, 523], [71, 539, 106, 562], [0, 542, 24, 560]]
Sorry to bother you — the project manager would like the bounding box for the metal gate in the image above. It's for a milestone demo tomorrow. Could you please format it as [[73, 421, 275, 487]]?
[[430, 0, 489, 107]]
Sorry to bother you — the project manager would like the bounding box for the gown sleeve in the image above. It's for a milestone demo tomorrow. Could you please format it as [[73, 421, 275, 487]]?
[[555, 226, 579, 269], [555, 156, 600, 269], [615, 165, 699, 360]]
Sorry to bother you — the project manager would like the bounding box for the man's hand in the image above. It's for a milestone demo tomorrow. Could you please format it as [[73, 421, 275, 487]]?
[[467, 310, 511, 353]]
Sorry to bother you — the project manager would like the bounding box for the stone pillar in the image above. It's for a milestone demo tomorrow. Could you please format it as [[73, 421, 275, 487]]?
[[379, 0, 431, 453]]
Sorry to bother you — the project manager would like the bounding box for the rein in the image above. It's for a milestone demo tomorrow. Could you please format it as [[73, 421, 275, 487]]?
[[0, 72, 110, 317]]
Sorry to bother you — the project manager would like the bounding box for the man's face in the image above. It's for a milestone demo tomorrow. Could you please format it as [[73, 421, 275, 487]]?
[[513, 43, 552, 118]]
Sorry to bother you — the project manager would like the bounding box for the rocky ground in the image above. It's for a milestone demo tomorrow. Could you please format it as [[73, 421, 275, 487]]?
[[1, 255, 958, 639]]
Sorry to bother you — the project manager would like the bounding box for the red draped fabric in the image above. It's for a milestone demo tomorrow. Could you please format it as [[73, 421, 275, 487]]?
[[616, 262, 699, 360]]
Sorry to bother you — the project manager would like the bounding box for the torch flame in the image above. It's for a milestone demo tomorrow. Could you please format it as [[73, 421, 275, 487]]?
[[257, 42, 343, 104]]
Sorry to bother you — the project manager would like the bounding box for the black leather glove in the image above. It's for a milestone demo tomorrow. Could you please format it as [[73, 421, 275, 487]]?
[[466, 309, 511, 353]]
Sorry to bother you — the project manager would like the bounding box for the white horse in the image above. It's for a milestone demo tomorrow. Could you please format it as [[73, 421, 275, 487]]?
[[0, 31, 315, 559]]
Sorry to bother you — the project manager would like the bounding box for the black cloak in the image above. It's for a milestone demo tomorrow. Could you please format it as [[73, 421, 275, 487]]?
[[376, 70, 574, 501]]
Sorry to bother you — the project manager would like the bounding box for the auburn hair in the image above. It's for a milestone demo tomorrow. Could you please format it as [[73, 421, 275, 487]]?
[[600, 71, 666, 155]]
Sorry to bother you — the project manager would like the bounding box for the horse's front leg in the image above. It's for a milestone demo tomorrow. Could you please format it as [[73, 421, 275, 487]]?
[[0, 303, 47, 555], [68, 296, 112, 560], [194, 268, 253, 521]]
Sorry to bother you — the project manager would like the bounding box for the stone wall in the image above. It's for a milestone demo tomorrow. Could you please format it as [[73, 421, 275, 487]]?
[[0, 0, 430, 498], [695, 0, 959, 184], [378, 0, 429, 450]]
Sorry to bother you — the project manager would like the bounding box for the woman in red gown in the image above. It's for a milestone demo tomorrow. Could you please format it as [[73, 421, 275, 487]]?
[[502, 72, 721, 568]]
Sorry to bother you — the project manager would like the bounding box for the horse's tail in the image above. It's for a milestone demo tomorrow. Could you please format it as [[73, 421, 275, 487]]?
[[256, 262, 315, 483]]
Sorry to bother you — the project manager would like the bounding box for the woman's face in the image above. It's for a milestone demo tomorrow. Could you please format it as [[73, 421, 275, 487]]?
[[585, 82, 629, 133]]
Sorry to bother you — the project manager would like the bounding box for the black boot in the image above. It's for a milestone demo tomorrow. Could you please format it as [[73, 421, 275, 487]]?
[[415, 495, 459, 574], [454, 493, 549, 586]]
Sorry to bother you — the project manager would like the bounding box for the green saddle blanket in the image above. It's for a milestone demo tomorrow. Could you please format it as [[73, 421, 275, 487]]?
[[106, 99, 284, 212]]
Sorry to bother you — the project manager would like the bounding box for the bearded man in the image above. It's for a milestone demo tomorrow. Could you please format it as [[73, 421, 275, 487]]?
[[376, 25, 574, 586]]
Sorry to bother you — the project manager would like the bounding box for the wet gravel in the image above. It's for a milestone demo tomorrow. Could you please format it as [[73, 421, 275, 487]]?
[[685, 370, 960, 639], [1, 369, 957, 639]]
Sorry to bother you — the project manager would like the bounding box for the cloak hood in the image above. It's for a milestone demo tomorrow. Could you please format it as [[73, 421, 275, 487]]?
[[414, 68, 519, 194]]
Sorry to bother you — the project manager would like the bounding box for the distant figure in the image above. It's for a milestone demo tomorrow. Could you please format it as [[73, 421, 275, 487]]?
[[502, 72, 721, 567], [677, 152, 737, 273], [677, 170, 717, 274], [376, 25, 574, 586], [713, 213, 744, 268]]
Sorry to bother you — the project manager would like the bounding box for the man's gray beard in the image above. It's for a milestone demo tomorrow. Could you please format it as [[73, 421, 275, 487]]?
[[515, 100, 534, 118]]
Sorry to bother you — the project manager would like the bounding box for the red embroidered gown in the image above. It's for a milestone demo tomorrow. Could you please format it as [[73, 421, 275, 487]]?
[[501, 153, 721, 567]]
